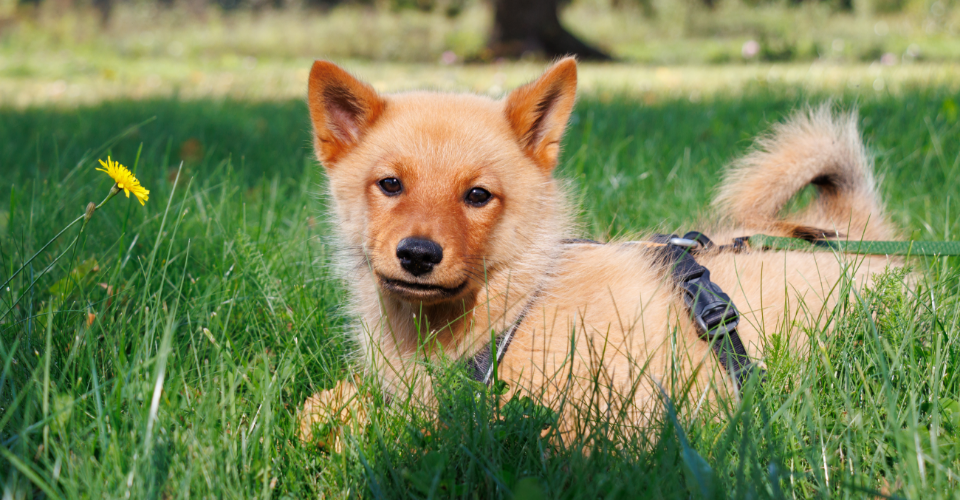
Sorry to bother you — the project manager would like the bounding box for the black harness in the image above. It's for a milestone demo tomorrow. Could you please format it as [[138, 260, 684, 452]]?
[[651, 231, 764, 390], [464, 292, 538, 385], [464, 232, 764, 391]]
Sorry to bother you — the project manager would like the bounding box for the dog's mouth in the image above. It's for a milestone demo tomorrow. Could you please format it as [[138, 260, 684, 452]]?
[[377, 275, 468, 301]]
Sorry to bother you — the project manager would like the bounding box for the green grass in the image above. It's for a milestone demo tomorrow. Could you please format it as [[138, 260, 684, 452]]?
[[2, 89, 960, 498]]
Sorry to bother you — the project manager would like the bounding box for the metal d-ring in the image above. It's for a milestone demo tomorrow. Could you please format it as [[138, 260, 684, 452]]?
[[669, 237, 700, 248]]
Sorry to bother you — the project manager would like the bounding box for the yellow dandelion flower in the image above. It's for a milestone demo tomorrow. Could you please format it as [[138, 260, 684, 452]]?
[[96, 157, 149, 205]]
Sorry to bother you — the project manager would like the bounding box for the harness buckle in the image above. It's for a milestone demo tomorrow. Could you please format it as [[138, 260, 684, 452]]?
[[680, 278, 740, 339]]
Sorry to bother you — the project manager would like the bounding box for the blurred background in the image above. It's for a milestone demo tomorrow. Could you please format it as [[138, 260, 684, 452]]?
[[3, 3, 960, 497], [2, 0, 960, 107]]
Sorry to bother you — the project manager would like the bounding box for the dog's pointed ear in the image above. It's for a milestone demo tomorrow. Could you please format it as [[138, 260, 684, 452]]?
[[504, 57, 578, 172], [307, 61, 385, 166]]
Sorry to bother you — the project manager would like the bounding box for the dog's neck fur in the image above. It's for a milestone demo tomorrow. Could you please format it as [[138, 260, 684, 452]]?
[[347, 196, 568, 395]]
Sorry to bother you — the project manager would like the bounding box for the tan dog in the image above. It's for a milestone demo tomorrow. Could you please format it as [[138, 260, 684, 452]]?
[[299, 58, 899, 445]]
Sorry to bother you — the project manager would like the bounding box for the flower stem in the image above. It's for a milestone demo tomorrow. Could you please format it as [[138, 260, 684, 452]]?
[[1, 218, 91, 321], [97, 185, 120, 209], [0, 184, 119, 320], [0, 213, 84, 294]]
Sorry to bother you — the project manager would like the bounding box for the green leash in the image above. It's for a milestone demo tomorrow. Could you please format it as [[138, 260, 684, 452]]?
[[748, 235, 960, 256]]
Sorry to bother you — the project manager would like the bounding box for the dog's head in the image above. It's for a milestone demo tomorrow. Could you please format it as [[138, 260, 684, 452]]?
[[307, 59, 577, 305]]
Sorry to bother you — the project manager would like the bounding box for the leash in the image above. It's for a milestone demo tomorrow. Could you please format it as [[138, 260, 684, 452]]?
[[566, 234, 960, 256], [746, 234, 960, 256]]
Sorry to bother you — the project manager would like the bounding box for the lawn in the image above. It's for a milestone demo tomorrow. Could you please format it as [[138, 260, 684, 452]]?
[[2, 84, 960, 498]]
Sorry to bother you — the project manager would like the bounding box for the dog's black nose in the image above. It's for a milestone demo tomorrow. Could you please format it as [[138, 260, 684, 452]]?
[[396, 237, 443, 277]]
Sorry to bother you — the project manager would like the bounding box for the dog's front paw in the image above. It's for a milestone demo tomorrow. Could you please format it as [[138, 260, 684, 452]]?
[[298, 377, 367, 451]]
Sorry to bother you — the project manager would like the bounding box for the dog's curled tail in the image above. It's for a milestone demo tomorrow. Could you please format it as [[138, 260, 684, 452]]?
[[713, 105, 896, 241]]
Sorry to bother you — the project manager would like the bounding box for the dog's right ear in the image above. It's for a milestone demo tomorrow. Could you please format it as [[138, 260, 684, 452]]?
[[307, 61, 385, 166]]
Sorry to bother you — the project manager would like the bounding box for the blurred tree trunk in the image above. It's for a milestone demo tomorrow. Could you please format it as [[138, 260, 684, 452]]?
[[489, 0, 612, 61], [93, 0, 112, 24]]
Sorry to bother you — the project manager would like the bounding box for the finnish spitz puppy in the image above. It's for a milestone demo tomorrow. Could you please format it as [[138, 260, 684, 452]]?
[[299, 57, 899, 445]]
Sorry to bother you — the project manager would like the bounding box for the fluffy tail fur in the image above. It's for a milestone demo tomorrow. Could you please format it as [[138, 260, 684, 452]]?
[[714, 105, 897, 241]]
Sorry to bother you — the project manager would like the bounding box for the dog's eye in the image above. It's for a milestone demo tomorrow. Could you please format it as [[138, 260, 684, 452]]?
[[465, 187, 492, 207], [378, 178, 403, 196]]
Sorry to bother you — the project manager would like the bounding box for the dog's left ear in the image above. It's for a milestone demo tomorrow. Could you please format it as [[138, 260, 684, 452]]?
[[504, 57, 578, 173]]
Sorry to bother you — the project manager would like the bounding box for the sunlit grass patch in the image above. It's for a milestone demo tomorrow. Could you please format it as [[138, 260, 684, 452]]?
[[6, 59, 960, 108]]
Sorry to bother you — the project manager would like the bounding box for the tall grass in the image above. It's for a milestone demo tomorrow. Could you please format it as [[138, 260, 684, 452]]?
[[1, 90, 959, 497]]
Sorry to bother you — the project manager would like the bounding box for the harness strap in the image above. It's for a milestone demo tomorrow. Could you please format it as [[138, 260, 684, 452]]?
[[465, 233, 766, 389], [653, 232, 764, 391], [465, 292, 538, 385]]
